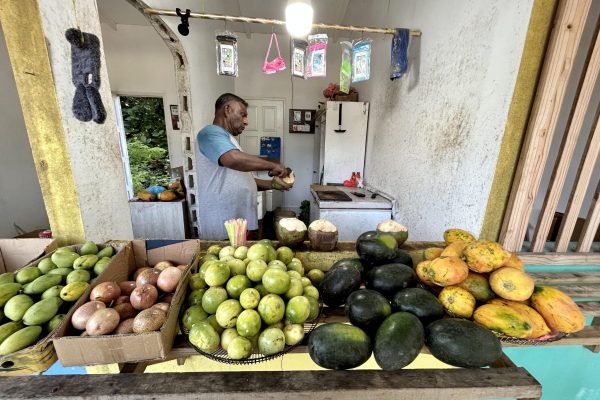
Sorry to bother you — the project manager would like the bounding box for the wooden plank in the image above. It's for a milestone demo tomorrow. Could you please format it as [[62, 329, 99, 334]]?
[[499, 0, 593, 252], [577, 301, 600, 316], [548, 285, 600, 297], [531, 26, 600, 252], [578, 177, 600, 251], [517, 252, 600, 264], [556, 108, 600, 251], [585, 317, 600, 352], [0, 369, 541, 400], [529, 271, 600, 284]]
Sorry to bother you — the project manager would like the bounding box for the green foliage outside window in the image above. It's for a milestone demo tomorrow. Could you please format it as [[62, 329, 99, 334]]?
[[120, 96, 170, 194]]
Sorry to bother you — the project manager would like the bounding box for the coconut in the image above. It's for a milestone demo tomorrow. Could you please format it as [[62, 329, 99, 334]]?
[[272, 171, 295, 190], [276, 218, 307, 247], [308, 219, 338, 251], [376, 220, 409, 246]]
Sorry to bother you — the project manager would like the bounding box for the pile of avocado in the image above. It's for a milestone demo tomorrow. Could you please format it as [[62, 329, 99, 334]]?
[[308, 230, 502, 370], [0, 241, 114, 357]]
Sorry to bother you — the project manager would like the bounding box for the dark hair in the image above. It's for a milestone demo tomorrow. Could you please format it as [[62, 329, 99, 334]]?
[[215, 93, 248, 113]]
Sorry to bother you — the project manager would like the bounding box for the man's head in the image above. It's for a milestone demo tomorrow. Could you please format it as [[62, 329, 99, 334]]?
[[214, 93, 248, 136]]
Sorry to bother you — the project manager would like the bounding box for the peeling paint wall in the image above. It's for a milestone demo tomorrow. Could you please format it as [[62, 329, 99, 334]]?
[[0, 25, 49, 237], [38, 0, 133, 241], [353, 0, 534, 240]]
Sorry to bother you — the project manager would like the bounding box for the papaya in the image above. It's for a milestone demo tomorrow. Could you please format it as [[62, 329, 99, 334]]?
[[458, 271, 494, 302], [415, 260, 436, 287], [22, 297, 63, 326], [443, 228, 476, 245], [489, 267, 534, 301], [426, 318, 502, 368], [4, 294, 34, 322], [440, 241, 468, 258], [15, 266, 41, 284], [308, 323, 372, 370], [428, 256, 469, 286], [0, 326, 42, 355], [530, 286, 585, 333], [503, 252, 525, 270], [438, 286, 476, 318], [488, 298, 551, 338], [0, 283, 22, 306], [423, 247, 444, 261], [79, 241, 99, 256], [374, 312, 424, 370], [158, 190, 177, 201], [473, 303, 533, 338], [463, 240, 508, 273], [23, 274, 63, 295], [137, 191, 156, 201]]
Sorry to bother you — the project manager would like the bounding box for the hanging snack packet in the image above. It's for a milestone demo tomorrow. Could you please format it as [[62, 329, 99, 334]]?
[[339, 41, 352, 94], [215, 31, 238, 76], [352, 39, 372, 82], [306, 34, 328, 78], [291, 39, 308, 78], [390, 28, 410, 80]]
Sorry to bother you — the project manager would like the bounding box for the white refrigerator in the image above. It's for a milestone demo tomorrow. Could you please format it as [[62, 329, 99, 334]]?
[[314, 101, 370, 185]]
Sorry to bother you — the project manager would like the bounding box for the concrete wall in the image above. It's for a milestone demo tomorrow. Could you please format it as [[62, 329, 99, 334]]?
[[100, 23, 182, 169], [234, 33, 341, 210], [349, 0, 534, 240], [0, 25, 49, 237]]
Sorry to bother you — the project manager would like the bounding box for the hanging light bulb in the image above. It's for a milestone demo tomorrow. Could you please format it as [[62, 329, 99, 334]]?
[[285, 0, 313, 38]]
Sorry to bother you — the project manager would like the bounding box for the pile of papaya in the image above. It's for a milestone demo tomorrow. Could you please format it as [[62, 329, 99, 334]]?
[[0, 241, 115, 356], [417, 228, 585, 339], [308, 229, 504, 371]]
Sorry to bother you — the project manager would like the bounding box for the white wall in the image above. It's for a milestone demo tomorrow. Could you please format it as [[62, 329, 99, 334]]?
[[234, 33, 341, 210], [0, 26, 50, 237], [347, 0, 534, 240], [101, 23, 182, 169]]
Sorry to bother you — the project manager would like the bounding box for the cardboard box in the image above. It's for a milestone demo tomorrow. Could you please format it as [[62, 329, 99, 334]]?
[[0, 238, 56, 273], [53, 240, 200, 366]]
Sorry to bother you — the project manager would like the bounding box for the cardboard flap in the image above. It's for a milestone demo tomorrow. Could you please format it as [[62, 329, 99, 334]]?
[[0, 239, 55, 273]]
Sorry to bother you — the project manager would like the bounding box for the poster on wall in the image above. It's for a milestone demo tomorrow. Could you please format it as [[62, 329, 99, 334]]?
[[289, 109, 316, 133], [170, 105, 180, 130], [260, 137, 281, 161]]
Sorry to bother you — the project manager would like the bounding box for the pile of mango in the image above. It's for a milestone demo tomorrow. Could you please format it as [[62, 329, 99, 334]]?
[[137, 181, 185, 202], [416, 229, 585, 339], [0, 241, 115, 356]]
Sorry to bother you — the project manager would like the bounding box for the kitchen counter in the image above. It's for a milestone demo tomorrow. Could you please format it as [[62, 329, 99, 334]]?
[[310, 185, 392, 210]]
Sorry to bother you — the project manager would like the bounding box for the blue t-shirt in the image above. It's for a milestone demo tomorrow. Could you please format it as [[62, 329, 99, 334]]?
[[197, 124, 237, 165]]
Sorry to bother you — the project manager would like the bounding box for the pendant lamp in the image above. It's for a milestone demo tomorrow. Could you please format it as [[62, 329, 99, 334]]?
[[285, 0, 313, 38]]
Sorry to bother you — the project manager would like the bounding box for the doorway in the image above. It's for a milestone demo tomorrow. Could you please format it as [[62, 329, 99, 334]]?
[[113, 95, 171, 198]]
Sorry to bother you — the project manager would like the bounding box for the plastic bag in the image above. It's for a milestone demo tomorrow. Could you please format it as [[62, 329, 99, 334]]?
[[339, 41, 352, 94], [263, 32, 286, 74], [390, 28, 410, 80], [352, 39, 372, 82], [306, 34, 328, 78], [291, 39, 308, 78], [215, 31, 238, 76]]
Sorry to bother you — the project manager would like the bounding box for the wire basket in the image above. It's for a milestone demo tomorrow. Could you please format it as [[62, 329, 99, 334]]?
[[180, 301, 322, 365], [493, 331, 568, 346]]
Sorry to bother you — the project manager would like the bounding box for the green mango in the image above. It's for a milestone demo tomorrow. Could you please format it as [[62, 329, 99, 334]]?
[[93, 257, 112, 276], [73, 254, 98, 270], [47, 267, 74, 279], [15, 267, 41, 284], [79, 241, 99, 256], [96, 246, 114, 258], [60, 281, 89, 302], [37, 258, 57, 274], [51, 251, 79, 269], [23, 274, 63, 295], [0, 272, 15, 285], [22, 297, 63, 326], [0, 283, 22, 307], [4, 294, 34, 322], [41, 285, 64, 300], [46, 314, 65, 332], [0, 321, 23, 345], [0, 326, 42, 355], [54, 246, 75, 254], [66, 269, 91, 284]]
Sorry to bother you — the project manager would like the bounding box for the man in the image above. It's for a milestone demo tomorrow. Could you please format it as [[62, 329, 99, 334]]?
[[195, 93, 290, 239]]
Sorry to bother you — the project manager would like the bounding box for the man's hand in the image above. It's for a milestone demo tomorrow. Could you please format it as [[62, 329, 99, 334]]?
[[268, 163, 287, 178]]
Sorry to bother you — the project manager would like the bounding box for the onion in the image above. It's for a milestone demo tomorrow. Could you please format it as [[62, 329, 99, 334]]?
[[157, 267, 183, 293], [152, 302, 170, 313], [154, 261, 174, 271], [114, 295, 130, 306], [90, 282, 121, 305], [133, 267, 150, 280], [114, 302, 137, 320], [72, 301, 106, 331], [118, 281, 137, 296], [114, 318, 135, 334], [130, 284, 158, 310], [136, 268, 160, 287], [85, 308, 120, 336]]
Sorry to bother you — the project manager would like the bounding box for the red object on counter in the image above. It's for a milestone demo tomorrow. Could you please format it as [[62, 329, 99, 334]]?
[[343, 179, 357, 187]]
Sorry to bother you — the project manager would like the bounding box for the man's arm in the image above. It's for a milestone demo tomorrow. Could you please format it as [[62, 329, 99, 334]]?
[[255, 179, 273, 191], [220, 150, 286, 177]]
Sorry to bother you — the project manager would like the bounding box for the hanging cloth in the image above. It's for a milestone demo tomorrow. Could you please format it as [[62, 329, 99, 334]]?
[[390, 28, 409, 80], [263, 33, 286, 74]]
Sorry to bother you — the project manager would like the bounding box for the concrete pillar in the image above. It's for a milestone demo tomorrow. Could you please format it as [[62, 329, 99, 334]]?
[[0, 0, 133, 243]]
